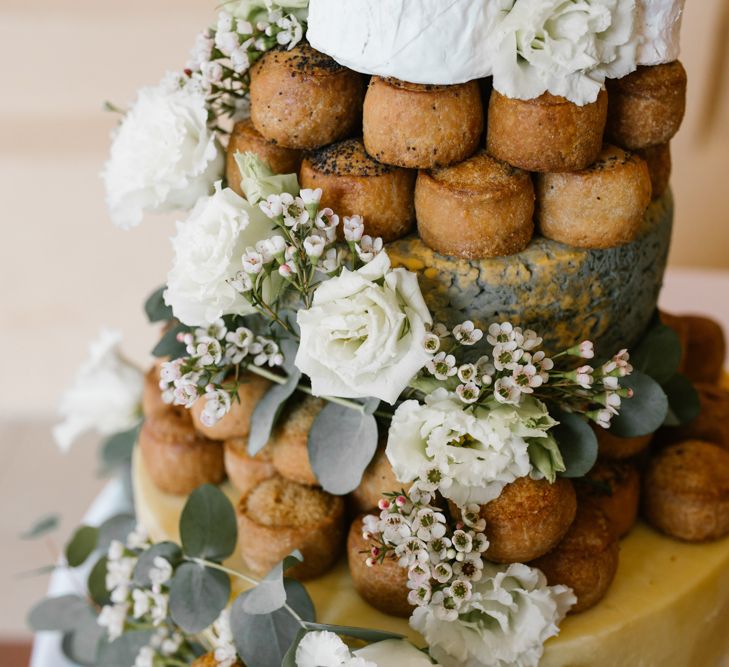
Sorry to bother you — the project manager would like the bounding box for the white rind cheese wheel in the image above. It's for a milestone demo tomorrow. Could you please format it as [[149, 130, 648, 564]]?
[[307, 0, 685, 86]]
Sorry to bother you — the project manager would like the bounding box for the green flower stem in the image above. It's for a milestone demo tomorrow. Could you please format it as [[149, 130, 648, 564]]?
[[187, 557, 307, 629]]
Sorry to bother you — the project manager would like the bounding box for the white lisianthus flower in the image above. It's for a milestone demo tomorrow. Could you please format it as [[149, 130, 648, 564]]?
[[53, 330, 143, 452], [295, 252, 432, 404], [354, 639, 440, 666], [488, 0, 637, 105], [164, 183, 280, 326], [295, 631, 376, 667], [386, 390, 554, 505], [411, 563, 575, 667], [102, 75, 223, 229]]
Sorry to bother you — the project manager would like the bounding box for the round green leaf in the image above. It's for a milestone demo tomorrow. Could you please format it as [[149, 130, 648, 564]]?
[[248, 370, 301, 455], [97, 630, 154, 667], [169, 562, 231, 633], [98, 513, 136, 550], [631, 323, 682, 385], [551, 410, 598, 478], [88, 556, 110, 606], [232, 579, 315, 667], [66, 526, 99, 568], [610, 371, 669, 438], [28, 595, 90, 632], [662, 373, 701, 426], [100, 427, 141, 474], [144, 285, 174, 323], [308, 403, 378, 495], [179, 484, 237, 561], [133, 542, 182, 587], [60, 608, 104, 666], [152, 323, 189, 359]]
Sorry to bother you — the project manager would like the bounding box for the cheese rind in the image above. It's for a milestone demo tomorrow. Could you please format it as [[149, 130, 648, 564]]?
[[388, 191, 673, 354]]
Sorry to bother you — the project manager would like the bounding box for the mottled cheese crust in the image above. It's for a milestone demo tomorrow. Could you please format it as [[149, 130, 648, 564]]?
[[388, 191, 673, 354]]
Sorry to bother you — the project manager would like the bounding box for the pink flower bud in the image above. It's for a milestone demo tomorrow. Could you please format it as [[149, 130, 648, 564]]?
[[365, 557, 375, 568], [395, 495, 407, 507], [378, 498, 391, 511], [370, 547, 380, 557]]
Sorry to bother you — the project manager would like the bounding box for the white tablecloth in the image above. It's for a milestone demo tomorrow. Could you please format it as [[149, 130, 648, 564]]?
[[30, 267, 729, 666]]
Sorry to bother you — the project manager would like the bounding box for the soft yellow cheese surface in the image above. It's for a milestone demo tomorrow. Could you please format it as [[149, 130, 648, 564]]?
[[133, 449, 729, 666]]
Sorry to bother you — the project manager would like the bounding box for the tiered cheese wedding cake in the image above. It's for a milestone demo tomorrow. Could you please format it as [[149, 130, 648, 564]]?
[[39, 1, 729, 666]]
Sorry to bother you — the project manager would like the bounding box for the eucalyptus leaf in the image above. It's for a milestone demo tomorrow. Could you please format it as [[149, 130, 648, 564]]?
[[16, 564, 57, 579], [308, 403, 378, 494], [144, 285, 174, 323], [179, 484, 237, 561], [304, 622, 403, 642], [631, 323, 683, 385], [231, 579, 315, 667], [60, 607, 104, 666], [98, 513, 136, 550], [248, 369, 301, 455], [97, 630, 154, 667], [239, 551, 304, 615], [133, 542, 183, 587], [663, 373, 701, 427], [66, 525, 99, 568], [87, 556, 110, 606], [281, 628, 308, 667], [610, 371, 669, 438], [20, 513, 60, 540], [152, 323, 189, 359], [28, 595, 90, 632], [169, 562, 231, 633], [362, 398, 380, 416], [551, 410, 598, 478], [100, 425, 141, 474]]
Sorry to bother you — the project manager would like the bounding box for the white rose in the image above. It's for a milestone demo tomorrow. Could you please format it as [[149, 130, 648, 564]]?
[[488, 0, 637, 105], [386, 389, 535, 505], [295, 631, 375, 667], [102, 75, 223, 229], [53, 329, 143, 452], [164, 182, 279, 326], [354, 639, 440, 666], [411, 563, 575, 667], [295, 252, 432, 404]]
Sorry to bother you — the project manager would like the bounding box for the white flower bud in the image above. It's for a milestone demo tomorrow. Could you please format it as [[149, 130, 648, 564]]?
[[343, 215, 365, 242], [304, 234, 326, 259]]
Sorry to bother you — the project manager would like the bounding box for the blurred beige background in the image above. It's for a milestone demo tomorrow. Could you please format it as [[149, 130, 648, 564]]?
[[0, 0, 728, 647]]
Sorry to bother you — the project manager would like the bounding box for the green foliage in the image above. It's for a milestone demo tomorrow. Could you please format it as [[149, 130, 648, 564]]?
[[97, 630, 154, 667], [87, 556, 110, 606], [61, 607, 104, 666], [66, 525, 99, 568], [100, 425, 141, 474], [179, 484, 238, 561], [551, 409, 598, 478], [631, 323, 683, 385], [169, 562, 231, 633], [308, 403, 378, 494], [133, 542, 182, 587], [27, 595, 91, 632], [97, 513, 136, 550], [20, 513, 60, 540], [231, 578, 315, 667], [238, 551, 303, 615], [152, 323, 189, 359], [610, 370, 669, 437], [303, 623, 403, 642], [144, 285, 174, 323], [663, 373, 701, 426], [248, 369, 302, 455], [527, 435, 566, 483]]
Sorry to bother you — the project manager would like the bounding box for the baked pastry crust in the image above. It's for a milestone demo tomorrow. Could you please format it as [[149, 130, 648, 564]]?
[[190, 373, 271, 441], [643, 440, 729, 542], [349, 446, 400, 515], [226, 118, 302, 196], [486, 90, 607, 173], [415, 150, 534, 259], [536, 144, 652, 249], [594, 426, 653, 461], [636, 143, 671, 200], [223, 437, 276, 496], [576, 461, 641, 539], [236, 475, 345, 579], [661, 384, 729, 452], [250, 43, 366, 150], [606, 61, 687, 150], [192, 654, 244, 667], [139, 408, 225, 495], [299, 138, 416, 242], [142, 361, 168, 419], [347, 515, 411, 617], [682, 316, 726, 385], [532, 503, 619, 614], [478, 476, 577, 563], [270, 395, 323, 486], [363, 77, 483, 169]]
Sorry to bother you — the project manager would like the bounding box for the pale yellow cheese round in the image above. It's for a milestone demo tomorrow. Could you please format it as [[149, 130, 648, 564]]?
[[133, 448, 729, 666]]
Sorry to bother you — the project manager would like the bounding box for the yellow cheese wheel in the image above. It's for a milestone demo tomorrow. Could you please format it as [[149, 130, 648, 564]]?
[[133, 446, 729, 666]]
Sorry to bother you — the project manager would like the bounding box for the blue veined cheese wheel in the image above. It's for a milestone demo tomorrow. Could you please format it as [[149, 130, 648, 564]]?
[[388, 190, 673, 354]]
